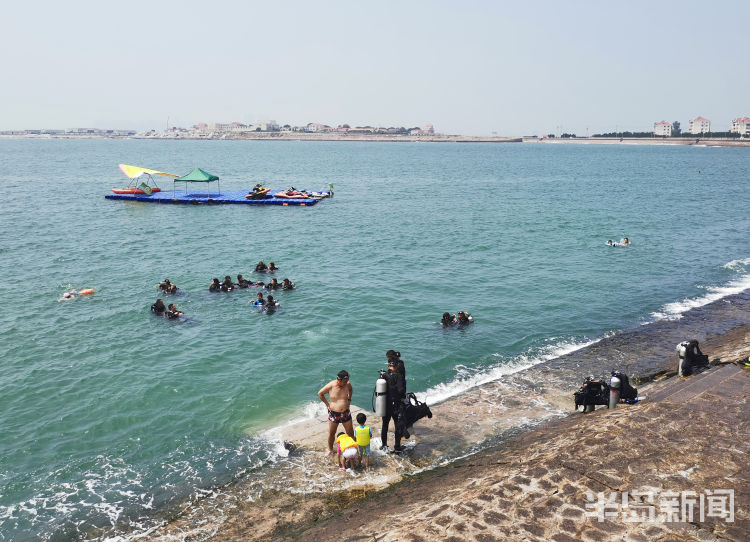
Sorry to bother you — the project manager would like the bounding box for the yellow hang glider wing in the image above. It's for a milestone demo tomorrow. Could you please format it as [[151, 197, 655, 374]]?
[[119, 164, 178, 179]]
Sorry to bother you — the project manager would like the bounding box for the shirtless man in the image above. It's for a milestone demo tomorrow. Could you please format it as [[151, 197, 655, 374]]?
[[317, 370, 354, 453]]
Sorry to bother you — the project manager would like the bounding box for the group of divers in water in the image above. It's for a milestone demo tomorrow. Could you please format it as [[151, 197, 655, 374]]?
[[150, 261, 296, 319]]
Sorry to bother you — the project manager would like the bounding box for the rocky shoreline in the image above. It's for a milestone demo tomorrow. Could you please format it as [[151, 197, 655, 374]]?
[[145, 325, 750, 542]]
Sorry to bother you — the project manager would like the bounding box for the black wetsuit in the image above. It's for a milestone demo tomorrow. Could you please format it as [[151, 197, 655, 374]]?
[[381, 368, 406, 449]]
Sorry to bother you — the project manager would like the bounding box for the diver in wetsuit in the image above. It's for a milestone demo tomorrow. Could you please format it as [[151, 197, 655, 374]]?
[[209, 278, 221, 292], [381, 357, 406, 452]]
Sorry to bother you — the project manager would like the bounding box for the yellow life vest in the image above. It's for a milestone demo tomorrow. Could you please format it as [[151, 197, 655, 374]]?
[[354, 425, 370, 446], [336, 434, 357, 451]]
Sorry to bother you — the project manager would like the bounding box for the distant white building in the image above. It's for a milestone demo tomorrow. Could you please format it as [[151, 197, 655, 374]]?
[[256, 120, 279, 131], [653, 121, 672, 137], [730, 117, 750, 135], [688, 116, 711, 135]]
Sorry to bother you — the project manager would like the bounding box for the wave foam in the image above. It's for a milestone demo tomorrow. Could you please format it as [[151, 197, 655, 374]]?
[[650, 272, 750, 321], [418, 337, 598, 406]]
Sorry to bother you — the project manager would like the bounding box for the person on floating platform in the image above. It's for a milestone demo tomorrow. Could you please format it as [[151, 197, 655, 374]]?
[[281, 278, 295, 290], [151, 298, 166, 315], [209, 278, 221, 292], [268, 262, 279, 273], [166, 303, 183, 319], [254, 261, 268, 273], [441, 312, 458, 327], [221, 276, 235, 292]]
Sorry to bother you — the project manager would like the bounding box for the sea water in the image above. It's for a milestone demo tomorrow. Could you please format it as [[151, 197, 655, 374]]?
[[1, 139, 749, 540]]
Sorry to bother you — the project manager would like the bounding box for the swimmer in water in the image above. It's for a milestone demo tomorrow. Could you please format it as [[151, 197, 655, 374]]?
[[221, 275, 235, 292], [237, 274, 249, 288], [59, 290, 78, 301], [441, 312, 457, 327], [265, 294, 278, 310], [281, 278, 295, 290], [253, 292, 265, 306], [621, 237, 631, 245], [151, 298, 166, 315], [209, 278, 221, 292], [166, 303, 183, 319], [265, 278, 280, 290], [456, 311, 473, 326], [254, 261, 268, 273], [268, 262, 279, 273]]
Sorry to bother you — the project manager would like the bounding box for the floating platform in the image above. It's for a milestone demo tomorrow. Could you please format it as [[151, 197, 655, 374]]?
[[105, 190, 330, 206]]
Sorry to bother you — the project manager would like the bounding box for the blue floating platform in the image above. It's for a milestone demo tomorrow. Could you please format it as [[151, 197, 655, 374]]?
[[105, 190, 330, 206]]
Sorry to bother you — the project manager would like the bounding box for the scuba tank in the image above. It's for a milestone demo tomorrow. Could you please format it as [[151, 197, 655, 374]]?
[[374, 370, 388, 417], [609, 373, 621, 409]]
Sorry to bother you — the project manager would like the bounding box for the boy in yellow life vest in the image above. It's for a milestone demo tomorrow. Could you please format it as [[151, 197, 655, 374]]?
[[335, 431, 360, 471], [354, 413, 372, 470]]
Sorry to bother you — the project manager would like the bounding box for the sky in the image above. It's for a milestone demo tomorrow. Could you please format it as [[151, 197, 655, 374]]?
[[2, 1, 748, 136]]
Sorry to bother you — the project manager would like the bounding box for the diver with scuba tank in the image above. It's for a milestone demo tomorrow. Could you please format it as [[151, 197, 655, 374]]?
[[378, 357, 406, 452]]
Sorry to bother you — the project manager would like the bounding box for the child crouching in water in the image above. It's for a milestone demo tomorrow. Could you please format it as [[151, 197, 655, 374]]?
[[354, 413, 372, 470], [335, 432, 360, 471]]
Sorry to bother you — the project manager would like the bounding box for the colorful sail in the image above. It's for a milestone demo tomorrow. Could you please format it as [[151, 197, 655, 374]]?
[[119, 164, 178, 179]]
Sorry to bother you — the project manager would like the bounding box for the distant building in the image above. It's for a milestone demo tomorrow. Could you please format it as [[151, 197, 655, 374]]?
[[730, 117, 750, 135], [256, 120, 279, 131], [653, 121, 672, 137], [688, 116, 711, 135], [409, 123, 437, 136]]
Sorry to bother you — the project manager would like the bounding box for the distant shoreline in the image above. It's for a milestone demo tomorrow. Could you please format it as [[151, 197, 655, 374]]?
[[2, 133, 750, 147]]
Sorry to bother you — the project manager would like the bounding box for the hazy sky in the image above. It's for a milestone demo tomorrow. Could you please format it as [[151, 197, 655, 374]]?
[[2, 1, 747, 135]]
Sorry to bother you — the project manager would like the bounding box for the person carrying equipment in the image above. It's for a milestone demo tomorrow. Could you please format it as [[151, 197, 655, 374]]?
[[381, 357, 406, 452]]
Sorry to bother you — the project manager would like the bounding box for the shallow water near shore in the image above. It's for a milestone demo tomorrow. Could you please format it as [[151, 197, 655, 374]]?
[[1, 139, 749, 541]]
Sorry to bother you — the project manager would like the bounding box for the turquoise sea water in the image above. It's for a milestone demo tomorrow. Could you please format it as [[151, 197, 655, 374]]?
[[1, 139, 749, 540]]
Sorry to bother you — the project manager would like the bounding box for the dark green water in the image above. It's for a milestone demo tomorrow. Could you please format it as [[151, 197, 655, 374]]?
[[1, 139, 749, 540]]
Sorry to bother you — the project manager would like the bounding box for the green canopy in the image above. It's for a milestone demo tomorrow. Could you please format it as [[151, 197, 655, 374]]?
[[175, 168, 219, 182]]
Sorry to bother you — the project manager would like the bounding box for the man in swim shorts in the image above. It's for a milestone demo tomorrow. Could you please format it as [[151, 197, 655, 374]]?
[[317, 370, 354, 453]]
